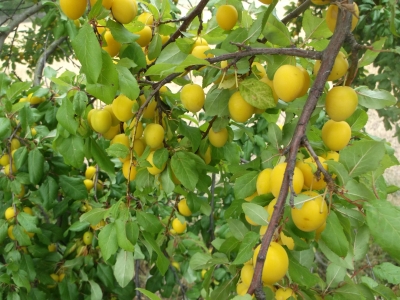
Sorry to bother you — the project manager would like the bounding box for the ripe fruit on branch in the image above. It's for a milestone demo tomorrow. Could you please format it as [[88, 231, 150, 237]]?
[[228, 91, 255, 122], [280, 231, 295, 250], [296, 157, 328, 190], [122, 160, 137, 181], [273, 65, 305, 102], [326, 3, 359, 33], [27, 93, 45, 104], [133, 26, 152, 47], [191, 45, 213, 59], [208, 127, 228, 148], [91, 109, 112, 134], [102, 31, 121, 57], [84, 179, 94, 191], [311, 0, 330, 5], [178, 199, 192, 217], [60, 0, 87, 20], [146, 151, 166, 175], [90, 0, 113, 9], [325, 86, 358, 121], [111, 0, 138, 24], [172, 218, 186, 234], [85, 166, 97, 180], [112, 95, 135, 122], [321, 120, 351, 151], [270, 163, 304, 198], [137, 12, 154, 25], [251, 62, 267, 78], [5, 207, 16, 220], [216, 5, 238, 31], [275, 287, 297, 300], [314, 52, 348, 81], [11, 138, 20, 151], [240, 264, 254, 286], [144, 123, 164, 149], [199, 146, 211, 164], [297, 66, 311, 97], [256, 168, 272, 195], [180, 84, 205, 113], [0, 154, 9, 166], [236, 282, 250, 296], [252, 242, 289, 285], [4, 164, 17, 176], [291, 191, 328, 232]]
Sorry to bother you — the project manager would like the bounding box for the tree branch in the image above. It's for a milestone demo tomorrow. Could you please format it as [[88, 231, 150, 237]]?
[[0, 2, 44, 53], [33, 36, 67, 86], [162, 0, 209, 49], [282, 0, 312, 25], [248, 5, 353, 299]]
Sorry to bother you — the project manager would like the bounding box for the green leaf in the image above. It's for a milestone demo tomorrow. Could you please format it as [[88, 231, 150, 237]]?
[[13, 225, 31, 246], [135, 169, 154, 190], [87, 137, 115, 178], [346, 108, 368, 131], [358, 37, 387, 68], [58, 280, 79, 300], [55, 135, 85, 169], [239, 79, 275, 110], [171, 151, 199, 191], [219, 237, 240, 255], [88, 280, 103, 300], [321, 212, 349, 257], [287, 251, 319, 288], [98, 223, 118, 261], [302, 9, 332, 40], [38, 177, 58, 210], [59, 175, 88, 200], [145, 63, 176, 77], [136, 289, 161, 300], [113, 250, 135, 288], [142, 232, 169, 275], [267, 123, 282, 149], [234, 171, 258, 199], [263, 11, 291, 46], [28, 148, 44, 185], [107, 20, 137, 44], [366, 200, 400, 261], [71, 23, 102, 83], [0, 117, 11, 139], [0, 220, 8, 244], [355, 86, 397, 109], [318, 239, 354, 270], [148, 34, 162, 61], [159, 165, 175, 194], [115, 219, 134, 252], [373, 262, 400, 284], [67, 221, 90, 233], [334, 282, 369, 300], [242, 203, 269, 226], [152, 148, 169, 170], [17, 212, 39, 234], [174, 54, 210, 72], [13, 147, 28, 171], [136, 211, 163, 234], [326, 263, 347, 289], [126, 221, 139, 246], [227, 219, 248, 241], [204, 87, 230, 117], [353, 225, 369, 261], [156, 42, 187, 65], [6, 82, 31, 101], [72, 91, 88, 117], [232, 231, 259, 265], [106, 143, 129, 159], [80, 208, 107, 225], [86, 51, 119, 104], [178, 121, 201, 152], [340, 140, 386, 178], [346, 180, 378, 206], [115, 65, 140, 100], [189, 252, 213, 271], [12, 270, 31, 292], [56, 97, 79, 134]]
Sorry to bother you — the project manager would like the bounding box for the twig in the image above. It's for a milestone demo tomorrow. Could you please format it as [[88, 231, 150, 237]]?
[[208, 173, 216, 247], [247, 5, 353, 299], [135, 260, 141, 300], [201, 116, 217, 139], [33, 36, 67, 86], [282, 0, 312, 25], [0, 2, 44, 53]]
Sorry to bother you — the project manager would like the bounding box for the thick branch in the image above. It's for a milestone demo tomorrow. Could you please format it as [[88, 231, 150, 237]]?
[[0, 2, 44, 53], [281, 0, 312, 25], [247, 6, 353, 299], [33, 36, 67, 86], [162, 0, 209, 49]]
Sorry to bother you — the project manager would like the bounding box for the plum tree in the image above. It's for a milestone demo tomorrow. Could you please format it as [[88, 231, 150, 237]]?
[[0, 1, 399, 299]]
